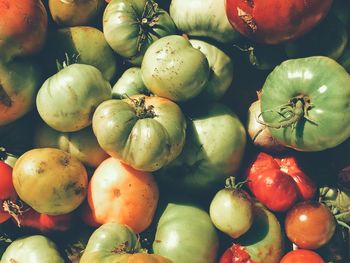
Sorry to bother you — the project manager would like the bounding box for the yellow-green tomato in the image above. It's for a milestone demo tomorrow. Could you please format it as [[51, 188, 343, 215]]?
[[0, 235, 64, 263], [209, 186, 254, 238], [12, 148, 88, 215], [141, 35, 210, 102]]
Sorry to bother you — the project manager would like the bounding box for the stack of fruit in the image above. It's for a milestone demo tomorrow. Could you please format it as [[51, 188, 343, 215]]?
[[0, 0, 349, 262]]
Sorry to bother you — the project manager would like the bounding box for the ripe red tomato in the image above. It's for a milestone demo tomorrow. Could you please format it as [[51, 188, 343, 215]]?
[[0, 160, 16, 223], [246, 153, 316, 212], [219, 244, 257, 263], [280, 249, 325, 263], [285, 201, 336, 249], [225, 0, 333, 44]]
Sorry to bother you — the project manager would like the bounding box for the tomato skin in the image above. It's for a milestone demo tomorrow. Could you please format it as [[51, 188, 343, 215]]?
[[285, 201, 336, 249], [246, 153, 316, 212], [0, 0, 48, 61], [219, 244, 259, 263], [280, 249, 325, 263], [225, 0, 333, 44], [83, 157, 159, 234], [0, 161, 16, 223]]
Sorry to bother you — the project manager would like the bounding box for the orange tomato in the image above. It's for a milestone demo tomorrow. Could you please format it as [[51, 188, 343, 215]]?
[[82, 157, 159, 233]]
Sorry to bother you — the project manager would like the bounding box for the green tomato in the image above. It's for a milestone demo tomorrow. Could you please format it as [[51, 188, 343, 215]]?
[[234, 202, 284, 263], [12, 148, 88, 215], [156, 103, 246, 195], [103, 0, 177, 65], [34, 122, 108, 168], [260, 56, 350, 151], [209, 178, 254, 239], [44, 26, 119, 82], [1, 235, 64, 263], [112, 67, 149, 99], [189, 39, 234, 102], [285, 14, 348, 60], [169, 0, 241, 43], [80, 223, 172, 263], [36, 63, 111, 132], [0, 59, 42, 126], [141, 35, 210, 102], [153, 202, 219, 263], [92, 95, 187, 172]]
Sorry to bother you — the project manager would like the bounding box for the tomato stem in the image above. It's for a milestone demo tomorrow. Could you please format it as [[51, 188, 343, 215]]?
[[2, 200, 25, 227], [129, 96, 156, 119]]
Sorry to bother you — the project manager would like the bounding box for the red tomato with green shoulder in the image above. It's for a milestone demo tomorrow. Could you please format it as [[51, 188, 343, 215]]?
[[225, 0, 333, 44], [246, 152, 316, 212]]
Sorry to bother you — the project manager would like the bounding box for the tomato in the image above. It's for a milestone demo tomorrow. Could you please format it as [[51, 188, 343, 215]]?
[[0, 160, 16, 224], [103, 0, 176, 65], [189, 39, 234, 102], [0, 59, 42, 126], [43, 26, 119, 82], [285, 14, 348, 60], [0, 0, 48, 61], [36, 63, 111, 132], [280, 249, 325, 263], [92, 95, 187, 172], [153, 202, 219, 263], [209, 177, 254, 238], [246, 152, 316, 212], [112, 67, 149, 99], [34, 122, 108, 168], [12, 148, 88, 215], [156, 103, 246, 196], [169, 0, 241, 44], [319, 186, 350, 214], [80, 223, 172, 263], [219, 202, 284, 263], [285, 201, 337, 249], [15, 207, 73, 232], [225, 0, 333, 44], [260, 56, 350, 151], [141, 35, 210, 102], [82, 157, 159, 234], [1, 235, 64, 263], [48, 0, 105, 27]]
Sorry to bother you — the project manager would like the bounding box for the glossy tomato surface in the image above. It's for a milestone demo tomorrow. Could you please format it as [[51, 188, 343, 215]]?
[[280, 249, 325, 263]]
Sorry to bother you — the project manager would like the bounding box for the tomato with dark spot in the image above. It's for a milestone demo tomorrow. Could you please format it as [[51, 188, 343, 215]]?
[[225, 0, 333, 44]]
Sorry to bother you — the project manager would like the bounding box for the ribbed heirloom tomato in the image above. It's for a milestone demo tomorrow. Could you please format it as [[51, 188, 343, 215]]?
[[225, 0, 333, 44]]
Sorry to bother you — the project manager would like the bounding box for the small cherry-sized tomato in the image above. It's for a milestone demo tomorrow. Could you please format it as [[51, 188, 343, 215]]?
[[209, 177, 254, 238], [246, 152, 316, 212], [285, 201, 336, 249], [280, 249, 325, 263]]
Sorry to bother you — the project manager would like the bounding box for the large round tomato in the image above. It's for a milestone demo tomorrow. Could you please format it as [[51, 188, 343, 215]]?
[[285, 201, 336, 249], [0, 160, 16, 224], [225, 0, 333, 44], [156, 103, 246, 196], [92, 95, 187, 172], [36, 63, 111, 132], [0, 59, 42, 126], [0, 235, 64, 263], [48, 0, 105, 27], [82, 157, 159, 234], [153, 202, 219, 263], [12, 148, 88, 215], [80, 223, 172, 263], [260, 56, 350, 151], [280, 249, 325, 263], [170, 0, 241, 44], [0, 0, 48, 61], [103, 0, 176, 65]]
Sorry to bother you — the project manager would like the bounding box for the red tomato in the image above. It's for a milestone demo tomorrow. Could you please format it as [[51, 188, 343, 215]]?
[[219, 244, 258, 263], [0, 0, 48, 61], [285, 201, 336, 249], [225, 0, 333, 44], [280, 249, 325, 263], [0, 160, 16, 223], [246, 153, 316, 212]]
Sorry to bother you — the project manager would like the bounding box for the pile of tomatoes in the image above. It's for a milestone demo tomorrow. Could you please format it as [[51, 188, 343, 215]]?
[[0, 0, 349, 262]]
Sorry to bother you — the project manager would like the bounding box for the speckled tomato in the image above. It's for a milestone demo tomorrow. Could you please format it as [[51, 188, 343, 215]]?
[[225, 0, 333, 44]]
